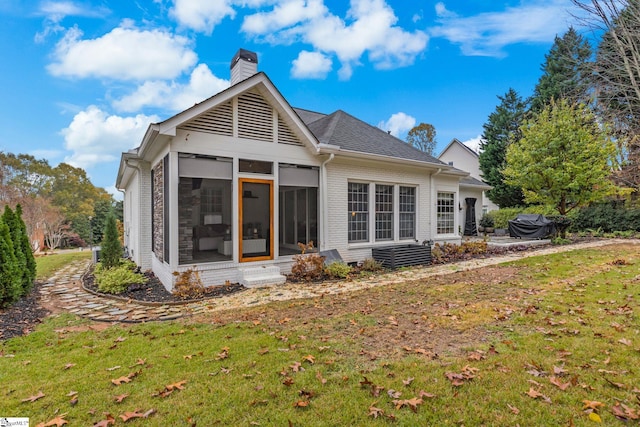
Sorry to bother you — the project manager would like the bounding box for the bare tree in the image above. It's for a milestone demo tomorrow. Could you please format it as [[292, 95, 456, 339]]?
[[572, 0, 640, 188], [42, 204, 67, 251]]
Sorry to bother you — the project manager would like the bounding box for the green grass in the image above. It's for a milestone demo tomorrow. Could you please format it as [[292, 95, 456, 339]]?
[[2, 243, 639, 426], [35, 251, 91, 280]]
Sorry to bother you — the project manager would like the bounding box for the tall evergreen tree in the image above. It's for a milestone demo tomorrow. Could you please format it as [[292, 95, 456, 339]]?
[[100, 213, 122, 269], [16, 204, 36, 291], [0, 218, 20, 306], [530, 27, 593, 113], [479, 89, 527, 208], [2, 206, 27, 295]]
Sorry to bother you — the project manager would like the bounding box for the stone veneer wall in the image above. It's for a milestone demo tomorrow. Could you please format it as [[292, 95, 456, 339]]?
[[152, 160, 164, 262], [178, 178, 193, 264]]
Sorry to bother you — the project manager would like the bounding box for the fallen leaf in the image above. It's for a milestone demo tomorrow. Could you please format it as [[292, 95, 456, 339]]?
[[418, 390, 436, 399], [114, 393, 129, 403], [611, 402, 640, 421], [588, 412, 602, 423], [583, 400, 605, 411], [35, 414, 67, 426], [106, 366, 121, 371], [303, 354, 315, 364], [315, 371, 327, 384], [387, 389, 401, 399], [368, 405, 384, 418], [403, 377, 414, 386], [111, 376, 131, 386], [618, 338, 632, 346], [293, 400, 309, 407], [507, 404, 520, 415], [166, 380, 187, 391], [22, 391, 45, 403], [392, 397, 423, 412], [119, 409, 156, 422], [63, 363, 76, 370], [92, 413, 115, 427], [550, 376, 571, 391]]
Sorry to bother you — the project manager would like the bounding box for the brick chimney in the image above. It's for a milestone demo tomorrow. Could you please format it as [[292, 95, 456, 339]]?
[[230, 49, 258, 85]]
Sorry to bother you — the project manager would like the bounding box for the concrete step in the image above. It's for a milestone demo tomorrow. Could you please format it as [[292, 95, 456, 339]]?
[[239, 265, 286, 288]]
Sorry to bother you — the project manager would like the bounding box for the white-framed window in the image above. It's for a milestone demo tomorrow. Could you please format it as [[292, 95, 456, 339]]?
[[348, 182, 417, 243], [437, 192, 455, 234], [375, 184, 393, 241], [348, 182, 369, 242], [399, 186, 416, 239]]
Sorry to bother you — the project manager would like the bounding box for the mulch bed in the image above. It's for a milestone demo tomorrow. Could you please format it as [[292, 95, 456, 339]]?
[[82, 268, 246, 304], [0, 282, 50, 341]]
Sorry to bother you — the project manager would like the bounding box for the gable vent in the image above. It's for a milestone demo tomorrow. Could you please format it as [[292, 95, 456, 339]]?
[[278, 115, 302, 145], [238, 90, 273, 142], [179, 100, 233, 136]]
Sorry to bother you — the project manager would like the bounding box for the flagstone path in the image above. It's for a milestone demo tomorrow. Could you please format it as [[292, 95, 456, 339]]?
[[39, 239, 638, 323]]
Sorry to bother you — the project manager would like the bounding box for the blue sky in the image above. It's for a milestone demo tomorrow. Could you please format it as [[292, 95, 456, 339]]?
[[0, 0, 586, 196]]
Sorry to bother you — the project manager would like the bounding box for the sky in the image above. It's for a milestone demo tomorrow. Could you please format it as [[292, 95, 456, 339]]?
[[0, 0, 588, 197]]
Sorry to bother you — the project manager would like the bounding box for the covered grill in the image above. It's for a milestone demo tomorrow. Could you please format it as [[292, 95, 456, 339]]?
[[508, 214, 555, 239]]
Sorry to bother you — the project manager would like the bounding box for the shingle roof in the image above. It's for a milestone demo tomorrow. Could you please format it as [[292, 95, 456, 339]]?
[[294, 108, 446, 165]]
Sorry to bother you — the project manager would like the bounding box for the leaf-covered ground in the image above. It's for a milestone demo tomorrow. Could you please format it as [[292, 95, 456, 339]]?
[[1, 242, 639, 426]]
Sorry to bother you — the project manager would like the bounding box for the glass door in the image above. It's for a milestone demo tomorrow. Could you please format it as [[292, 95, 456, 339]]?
[[239, 178, 273, 262]]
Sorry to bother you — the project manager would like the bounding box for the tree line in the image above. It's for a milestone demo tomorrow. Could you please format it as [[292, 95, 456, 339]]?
[[479, 1, 640, 214], [408, 1, 640, 217], [0, 152, 122, 252]]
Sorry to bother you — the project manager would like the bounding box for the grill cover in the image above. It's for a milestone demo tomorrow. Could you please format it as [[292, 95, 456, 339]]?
[[508, 214, 555, 239]]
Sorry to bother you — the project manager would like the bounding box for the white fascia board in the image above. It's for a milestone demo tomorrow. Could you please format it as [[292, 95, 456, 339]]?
[[328, 148, 462, 173]]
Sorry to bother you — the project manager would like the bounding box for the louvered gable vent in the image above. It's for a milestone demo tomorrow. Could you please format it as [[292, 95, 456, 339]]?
[[238, 90, 273, 142], [179, 100, 233, 136], [278, 115, 302, 145]]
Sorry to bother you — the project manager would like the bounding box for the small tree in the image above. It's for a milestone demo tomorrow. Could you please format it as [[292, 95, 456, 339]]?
[[0, 218, 21, 306], [504, 99, 627, 218], [16, 205, 36, 292], [100, 213, 122, 269], [2, 206, 27, 295], [406, 123, 437, 155]]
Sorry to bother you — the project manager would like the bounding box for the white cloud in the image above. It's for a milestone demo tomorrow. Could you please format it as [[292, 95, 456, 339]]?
[[113, 63, 229, 112], [170, 0, 236, 34], [462, 135, 483, 154], [35, 1, 110, 42], [48, 24, 197, 81], [291, 50, 332, 79], [430, 1, 574, 57], [61, 106, 159, 169], [242, 0, 427, 79], [377, 112, 416, 138]]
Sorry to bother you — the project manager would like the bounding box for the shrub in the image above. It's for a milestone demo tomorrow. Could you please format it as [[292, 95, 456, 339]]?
[[431, 241, 488, 264], [172, 268, 205, 299], [479, 214, 494, 228], [16, 205, 36, 294], [571, 201, 640, 232], [487, 206, 558, 229], [0, 218, 21, 307], [94, 260, 146, 294], [2, 206, 27, 296], [290, 242, 325, 281], [100, 213, 122, 269], [325, 261, 352, 279], [361, 258, 384, 272]]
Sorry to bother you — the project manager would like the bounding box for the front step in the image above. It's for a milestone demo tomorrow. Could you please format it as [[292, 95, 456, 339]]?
[[238, 265, 287, 288]]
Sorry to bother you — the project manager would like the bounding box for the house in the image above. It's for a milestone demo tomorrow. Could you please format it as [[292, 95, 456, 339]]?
[[438, 138, 497, 227], [116, 49, 486, 290]]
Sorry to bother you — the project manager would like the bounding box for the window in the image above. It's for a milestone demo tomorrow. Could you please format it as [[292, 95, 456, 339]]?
[[348, 183, 369, 242], [375, 185, 393, 241], [437, 192, 455, 234], [399, 186, 416, 239]]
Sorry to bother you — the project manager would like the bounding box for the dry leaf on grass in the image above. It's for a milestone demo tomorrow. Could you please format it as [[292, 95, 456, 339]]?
[[22, 391, 45, 403]]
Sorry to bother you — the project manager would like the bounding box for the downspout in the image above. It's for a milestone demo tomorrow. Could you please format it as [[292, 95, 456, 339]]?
[[125, 159, 143, 265], [429, 168, 442, 242], [320, 154, 335, 251]]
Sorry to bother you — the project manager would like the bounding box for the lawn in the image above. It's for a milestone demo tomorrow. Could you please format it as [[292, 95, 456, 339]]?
[[1, 243, 639, 426]]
